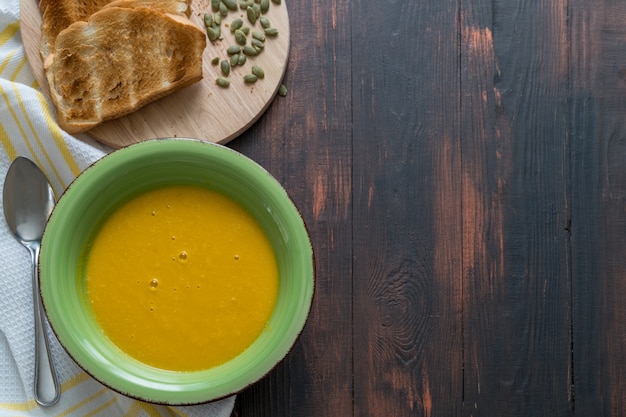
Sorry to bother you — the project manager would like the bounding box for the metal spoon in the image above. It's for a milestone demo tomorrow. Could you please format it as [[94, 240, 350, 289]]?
[[3, 157, 60, 407]]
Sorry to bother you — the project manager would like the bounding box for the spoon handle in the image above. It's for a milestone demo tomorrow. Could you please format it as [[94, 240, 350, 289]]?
[[31, 246, 60, 407]]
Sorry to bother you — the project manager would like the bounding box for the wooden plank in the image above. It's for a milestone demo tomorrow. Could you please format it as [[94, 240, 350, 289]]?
[[570, 1, 626, 415], [230, 0, 353, 415], [351, 1, 463, 415], [460, 0, 572, 415]]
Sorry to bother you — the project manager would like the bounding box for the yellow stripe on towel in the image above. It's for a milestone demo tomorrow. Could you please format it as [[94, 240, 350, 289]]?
[[0, 373, 96, 413], [0, 399, 37, 412], [124, 401, 143, 417], [138, 402, 173, 417], [35, 91, 82, 177], [84, 396, 119, 417], [0, 82, 42, 167], [54, 388, 109, 417], [170, 407, 192, 417], [0, 121, 18, 160], [10, 82, 66, 188], [9, 55, 28, 82], [0, 22, 20, 48], [0, 49, 16, 73], [60, 371, 92, 392]]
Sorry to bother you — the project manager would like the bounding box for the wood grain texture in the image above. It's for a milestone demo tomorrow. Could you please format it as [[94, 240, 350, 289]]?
[[231, 0, 353, 415], [570, 1, 626, 415], [21, 0, 289, 147], [351, 1, 463, 415], [460, 1, 572, 416], [222, 0, 626, 415]]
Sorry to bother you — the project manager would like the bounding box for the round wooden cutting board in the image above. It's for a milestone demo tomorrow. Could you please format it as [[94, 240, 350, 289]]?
[[20, 0, 290, 148]]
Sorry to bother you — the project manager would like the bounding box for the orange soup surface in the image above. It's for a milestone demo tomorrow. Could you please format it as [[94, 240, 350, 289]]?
[[85, 185, 278, 371]]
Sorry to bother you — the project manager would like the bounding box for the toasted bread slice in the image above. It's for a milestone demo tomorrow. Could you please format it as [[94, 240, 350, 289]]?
[[39, 0, 114, 59], [39, 0, 191, 59], [44, 6, 206, 134]]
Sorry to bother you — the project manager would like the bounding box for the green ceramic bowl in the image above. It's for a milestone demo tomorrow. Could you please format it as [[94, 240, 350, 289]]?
[[39, 138, 314, 405]]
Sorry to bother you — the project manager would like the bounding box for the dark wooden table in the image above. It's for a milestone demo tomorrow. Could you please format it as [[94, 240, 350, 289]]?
[[228, 0, 626, 415]]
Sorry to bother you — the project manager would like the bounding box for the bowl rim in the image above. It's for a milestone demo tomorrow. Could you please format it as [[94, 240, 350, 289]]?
[[39, 138, 315, 405]]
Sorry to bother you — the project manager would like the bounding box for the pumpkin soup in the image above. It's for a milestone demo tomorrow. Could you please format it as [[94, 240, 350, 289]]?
[[85, 185, 278, 371]]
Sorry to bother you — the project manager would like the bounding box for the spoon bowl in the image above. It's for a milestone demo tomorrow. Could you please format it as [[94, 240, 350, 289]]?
[[3, 156, 60, 407]]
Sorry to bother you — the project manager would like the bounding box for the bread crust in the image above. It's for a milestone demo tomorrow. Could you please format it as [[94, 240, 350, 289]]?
[[39, 0, 114, 59], [44, 7, 206, 134], [39, 0, 192, 59], [104, 0, 192, 17]]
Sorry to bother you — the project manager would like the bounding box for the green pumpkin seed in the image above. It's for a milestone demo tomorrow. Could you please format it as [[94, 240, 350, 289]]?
[[216, 77, 231, 88], [239, 0, 252, 10], [222, 0, 237, 10], [206, 26, 220, 41], [204, 13, 213, 27], [243, 45, 258, 56], [264, 27, 278, 36], [211, 56, 220, 65], [252, 3, 261, 17], [211, 0, 220, 12], [238, 54, 247, 65], [227, 45, 241, 55], [230, 54, 239, 66], [219, 2, 228, 16], [260, 16, 271, 28], [251, 65, 264, 78], [278, 84, 287, 96], [252, 30, 265, 41], [260, 0, 269, 13], [235, 30, 247, 45], [220, 60, 230, 76], [251, 38, 264, 49], [244, 74, 258, 83], [271, 0, 280, 4], [246, 6, 257, 24], [230, 18, 243, 32], [241, 25, 250, 35], [214, 13, 221, 25]]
